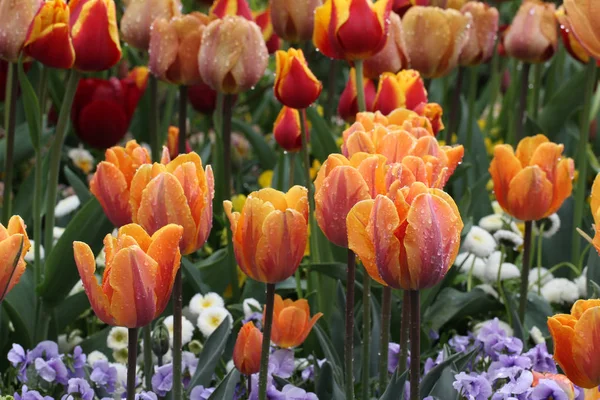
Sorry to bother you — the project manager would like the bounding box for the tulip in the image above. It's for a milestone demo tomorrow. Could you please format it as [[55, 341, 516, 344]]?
[[166, 126, 192, 159], [120, 0, 181, 51], [233, 322, 263, 375], [402, 6, 471, 78], [0, 216, 31, 301], [223, 186, 308, 283], [458, 2, 499, 66], [269, 295, 323, 348], [347, 181, 463, 289], [392, 0, 427, 16], [90, 140, 152, 227], [71, 67, 149, 149], [273, 106, 303, 152], [198, 16, 269, 94], [254, 7, 281, 54], [338, 68, 376, 122], [149, 13, 210, 85], [363, 12, 409, 79], [489, 134, 574, 221], [503, 0, 557, 64], [531, 372, 577, 398], [271, 0, 322, 43], [313, 0, 393, 60], [69, 0, 122, 71], [373, 69, 428, 115], [556, 7, 596, 64], [0, 0, 42, 62], [274, 48, 322, 109], [564, 0, 600, 59], [74, 223, 183, 327], [589, 174, 600, 254], [188, 82, 218, 114], [22, 0, 75, 69], [548, 299, 600, 388], [130, 152, 214, 255], [413, 102, 444, 135], [209, 0, 253, 20]]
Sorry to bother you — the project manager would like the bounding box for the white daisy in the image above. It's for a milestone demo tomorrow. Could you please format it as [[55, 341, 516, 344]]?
[[529, 326, 545, 345], [462, 226, 497, 258], [55, 195, 81, 218], [189, 292, 225, 317], [474, 319, 513, 337], [528, 267, 554, 292], [25, 240, 44, 263], [87, 350, 108, 367], [478, 214, 506, 233], [493, 229, 524, 250], [107, 327, 129, 351], [162, 315, 195, 347], [53, 227, 65, 242], [68, 147, 95, 174], [243, 298, 262, 318], [541, 278, 579, 305], [58, 331, 83, 353], [455, 252, 487, 281], [112, 348, 128, 364], [483, 251, 520, 282], [197, 306, 232, 337], [535, 213, 561, 238]]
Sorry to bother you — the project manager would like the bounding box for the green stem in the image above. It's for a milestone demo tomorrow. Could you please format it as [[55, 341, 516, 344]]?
[[495, 246, 512, 326], [397, 291, 410, 376], [2, 63, 18, 224], [466, 252, 476, 292], [530, 64, 542, 120], [378, 287, 391, 392], [446, 67, 464, 145], [486, 41, 501, 135], [34, 65, 47, 302], [519, 221, 533, 323], [515, 63, 531, 143], [409, 290, 420, 400], [571, 60, 598, 265], [361, 271, 371, 400], [258, 283, 276, 400], [149, 75, 160, 162], [178, 86, 188, 155], [345, 250, 356, 400], [354, 60, 366, 112], [465, 66, 478, 152], [143, 325, 152, 389], [325, 60, 338, 121], [288, 151, 303, 299], [127, 328, 138, 400]]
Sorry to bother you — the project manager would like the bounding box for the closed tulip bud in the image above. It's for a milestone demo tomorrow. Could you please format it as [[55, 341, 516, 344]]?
[[0, 0, 42, 62], [313, 0, 393, 60], [149, 13, 210, 85], [188, 82, 218, 114], [120, 0, 181, 51], [402, 6, 471, 78], [152, 320, 171, 358], [489, 134, 574, 221], [0, 216, 31, 301], [130, 152, 214, 255], [269, 295, 323, 348], [166, 126, 192, 159], [347, 182, 463, 289], [564, 0, 600, 59], [504, 0, 557, 64], [363, 13, 409, 79], [373, 69, 427, 115], [413, 102, 444, 135], [556, 6, 596, 64], [274, 107, 303, 152], [274, 48, 322, 109], [548, 299, 600, 388], [254, 8, 281, 54], [233, 322, 263, 375], [338, 68, 376, 122], [199, 16, 269, 94], [23, 0, 75, 69], [458, 2, 499, 66], [271, 0, 322, 43], [209, 0, 253, 20], [74, 224, 183, 327]]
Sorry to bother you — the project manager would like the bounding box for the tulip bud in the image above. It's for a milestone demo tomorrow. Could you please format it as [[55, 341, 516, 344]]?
[[188, 82, 218, 114], [274, 48, 322, 109], [199, 16, 269, 94], [271, 0, 322, 43], [363, 12, 409, 79], [0, 216, 31, 301], [254, 8, 281, 54], [209, 0, 253, 20], [564, 0, 600, 59], [458, 2, 499, 66], [504, 0, 557, 64], [0, 0, 42, 62], [589, 174, 600, 254], [120, 0, 181, 51], [338, 68, 376, 122], [269, 295, 323, 348], [273, 106, 303, 152], [413, 102, 444, 135], [233, 322, 262, 375], [149, 13, 210, 85], [402, 6, 471, 78], [166, 126, 192, 159], [152, 320, 170, 358], [373, 69, 427, 115], [188, 340, 203, 354], [555, 6, 595, 64]]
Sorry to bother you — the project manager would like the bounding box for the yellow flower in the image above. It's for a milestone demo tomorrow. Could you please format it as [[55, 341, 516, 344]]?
[[258, 170, 273, 188], [486, 178, 494, 192], [223, 266, 247, 299], [317, 105, 324, 117], [68, 147, 95, 174], [309, 159, 321, 180], [231, 194, 247, 212], [477, 118, 486, 131]]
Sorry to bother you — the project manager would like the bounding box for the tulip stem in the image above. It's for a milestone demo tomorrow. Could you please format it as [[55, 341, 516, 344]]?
[[354, 60, 367, 112], [127, 328, 138, 400], [258, 283, 276, 400], [397, 290, 410, 376], [143, 325, 152, 389], [530, 63, 542, 120], [486, 41, 501, 135], [519, 221, 533, 324], [378, 286, 392, 392], [361, 271, 371, 399], [345, 249, 356, 400], [149, 75, 160, 162], [2, 62, 18, 225], [571, 59, 598, 265], [514, 62, 530, 143], [409, 290, 420, 400], [178, 86, 188, 154], [446, 67, 464, 145], [465, 66, 478, 154], [325, 60, 338, 121]]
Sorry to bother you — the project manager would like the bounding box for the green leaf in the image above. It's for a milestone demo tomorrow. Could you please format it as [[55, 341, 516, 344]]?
[[182, 249, 229, 295], [420, 348, 477, 397], [64, 166, 91, 204], [79, 326, 110, 356], [305, 106, 340, 162], [2, 268, 36, 348], [587, 248, 600, 296], [187, 317, 232, 392], [379, 369, 408, 400], [38, 198, 113, 306], [524, 292, 553, 337], [308, 262, 348, 282], [17, 60, 41, 151], [54, 292, 90, 333], [231, 118, 276, 169], [206, 368, 240, 400], [313, 323, 344, 385], [0, 123, 51, 171], [427, 367, 459, 400], [316, 361, 345, 400], [13, 153, 49, 225], [504, 290, 526, 343]]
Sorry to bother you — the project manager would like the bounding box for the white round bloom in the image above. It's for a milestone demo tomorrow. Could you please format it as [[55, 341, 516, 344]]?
[[575, 268, 588, 298], [24, 240, 44, 262], [53, 226, 65, 241], [112, 362, 128, 389], [462, 226, 497, 258], [479, 214, 505, 233], [68, 147, 95, 174], [535, 213, 561, 238], [475, 284, 499, 299], [87, 351, 108, 367], [493, 230, 524, 250], [528, 267, 554, 292], [529, 326, 545, 345], [55, 195, 81, 218], [58, 332, 83, 353], [189, 292, 225, 317], [491, 201, 503, 215], [226, 360, 235, 372], [107, 327, 129, 351], [455, 252, 487, 281], [163, 315, 195, 347], [483, 251, 520, 283], [541, 278, 579, 305], [197, 306, 232, 337], [243, 298, 262, 318], [474, 319, 513, 337], [112, 348, 128, 364]]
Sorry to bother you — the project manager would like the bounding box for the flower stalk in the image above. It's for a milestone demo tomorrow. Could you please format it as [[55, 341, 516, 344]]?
[[409, 290, 420, 400], [519, 221, 533, 323], [258, 283, 276, 400], [2, 62, 18, 225], [127, 328, 138, 400], [398, 291, 410, 376], [345, 249, 356, 400], [379, 287, 392, 391], [515, 62, 531, 143], [361, 271, 371, 400], [149, 75, 160, 162]]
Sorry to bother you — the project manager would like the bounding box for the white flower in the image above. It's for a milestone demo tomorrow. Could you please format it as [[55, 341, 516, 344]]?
[[58, 332, 83, 353], [68, 147, 95, 174], [535, 213, 561, 238], [479, 214, 506, 233], [475, 284, 499, 299], [575, 268, 588, 298], [528, 267, 554, 292], [96, 248, 106, 267], [226, 360, 235, 373], [55, 195, 81, 218], [107, 327, 129, 351], [53, 227, 65, 242], [474, 319, 513, 337], [68, 280, 85, 296], [112, 362, 128, 389], [197, 306, 232, 337], [541, 278, 579, 304], [493, 230, 523, 250], [25, 240, 44, 262], [483, 251, 520, 283], [243, 298, 262, 318], [189, 292, 225, 317], [462, 226, 497, 258], [87, 350, 108, 367], [112, 348, 128, 364], [163, 315, 195, 347], [455, 252, 487, 281], [530, 326, 545, 345], [491, 201, 503, 215]]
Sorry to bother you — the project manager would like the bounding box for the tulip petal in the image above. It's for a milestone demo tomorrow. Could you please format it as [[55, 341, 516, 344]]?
[[118, 223, 152, 252], [515, 134, 549, 167], [369, 196, 402, 287], [90, 161, 132, 227], [147, 224, 183, 313], [355, 154, 388, 198], [0, 235, 27, 301], [507, 166, 553, 221], [347, 199, 385, 284], [564, 0, 600, 59], [284, 185, 309, 220], [273, 305, 307, 348], [547, 157, 574, 216], [489, 145, 523, 213], [572, 307, 600, 388], [377, 130, 416, 164]]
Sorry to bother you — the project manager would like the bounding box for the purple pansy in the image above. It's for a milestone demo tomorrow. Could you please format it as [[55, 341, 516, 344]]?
[[529, 379, 569, 400], [152, 363, 174, 396], [190, 385, 216, 400], [269, 349, 295, 378], [523, 344, 557, 374], [61, 378, 94, 400], [452, 372, 493, 400], [90, 359, 118, 392]]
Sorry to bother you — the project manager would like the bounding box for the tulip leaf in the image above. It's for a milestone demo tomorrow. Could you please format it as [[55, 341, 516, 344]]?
[[187, 317, 232, 392], [13, 153, 49, 226], [79, 326, 110, 356], [64, 166, 91, 204], [313, 323, 344, 386], [305, 106, 340, 162], [316, 361, 345, 400], [0, 123, 52, 173], [206, 368, 240, 400], [587, 249, 600, 297], [420, 347, 477, 397], [17, 60, 41, 151], [2, 268, 36, 349], [379, 369, 408, 400], [54, 291, 90, 333], [38, 197, 113, 307], [231, 118, 276, 169], [182, 249, 229, 295]]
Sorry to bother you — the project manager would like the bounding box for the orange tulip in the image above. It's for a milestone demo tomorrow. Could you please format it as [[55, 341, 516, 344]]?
[[458, 2, 499, 66], [531, 372, 577, 398], [402, 6, 471, 78], [209, 0, 253, 20], [224, 186, 308, 283], [69, 0, 122, 71], [273, 106, 303, 152], [269, 294, 323, 348], [166, 126, 192, 159], [274, 48, 322, 109], [373, 69, 428, 115], [0, 0, 42, 62], [23, 0, 75, 69], [347, 181, 463, 289], [233, 322, 263, 375], [120, 0, 181, 51], [271, 0, 322, 43], [564, 0, 600, 59], [363, 12, 409, 79], [413, 102, 444, 135], [590, 174, 600, 254], [254, 7, 280, 54], [312, 0, 393, 61], [548, 299, 600, 388], [489, 134, 574, 221], [0, 216, 31, 301], [130, 152, 214, 255], [503, 0, 557, 64], [338, 68, 376, 122], [74, 223, 183, 328], [556, 6, 597, 64]]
